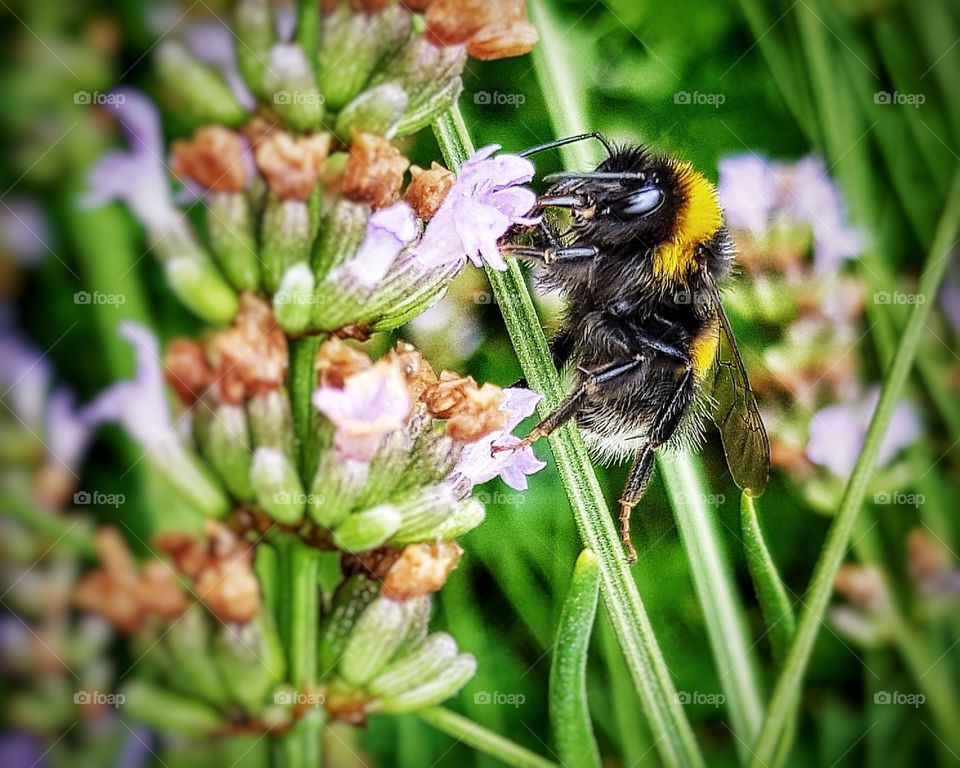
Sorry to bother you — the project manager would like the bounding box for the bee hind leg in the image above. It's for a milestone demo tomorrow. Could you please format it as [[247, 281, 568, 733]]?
[[619, 446, 656, 563]]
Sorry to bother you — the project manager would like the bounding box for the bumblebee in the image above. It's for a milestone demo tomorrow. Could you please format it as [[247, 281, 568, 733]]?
[[494, 133, 770, 561]]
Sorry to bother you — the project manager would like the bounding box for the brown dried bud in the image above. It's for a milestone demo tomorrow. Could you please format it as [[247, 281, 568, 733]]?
[[254, 130, 332, 201], [350, 0, 395, 11], [342, 133, 410, 210], [156, 531, 210, 579], [404, 162, 454, 219], [315, 338, 373, 388], [384, 340, 439, 401], [906, 528, 952, 587], [242, 116, 276, 147], [422, 372, 506, 441], [468, 19, 539, 60], [135, 561, 189, 619], [400, 0, 433, 11], [835, 564, 888, 611], [426, 0, 537, 59], [165, 338, 215, 405], [382, 541, 462, 600], [171, 126, 248, 193], [208, 293, 288, 404]]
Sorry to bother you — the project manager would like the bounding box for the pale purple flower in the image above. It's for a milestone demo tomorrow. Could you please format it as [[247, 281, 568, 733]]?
[[449, 387, 547, 491], [413, 145, 538, 272], [45, 389, 92, 474], [313, 362, 412, 462], [0, 200, 51, 265], [81, 323, 174, 450], [186, 23, 256, 110], [0, 333, 52, 428], [341, 202, 419, 288], [806, 389, 922, 477], [0, 731, 45, 768], [717, 152, 864, 273], [83, 89, 178, 233]]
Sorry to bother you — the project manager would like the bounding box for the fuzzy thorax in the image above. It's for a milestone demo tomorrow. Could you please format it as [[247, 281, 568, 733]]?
[[652, 162, 723, 285]]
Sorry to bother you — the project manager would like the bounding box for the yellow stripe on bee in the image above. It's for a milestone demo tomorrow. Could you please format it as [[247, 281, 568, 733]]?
[[690, 321, 720, 380], [652, 161, 723, 284]]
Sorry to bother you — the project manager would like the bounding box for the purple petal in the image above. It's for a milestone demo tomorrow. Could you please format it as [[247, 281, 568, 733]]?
[[717, 153, 775, 235], [343, 202, 418, 287], [186, 23, 256, 110], [0, 200, 51, 264]]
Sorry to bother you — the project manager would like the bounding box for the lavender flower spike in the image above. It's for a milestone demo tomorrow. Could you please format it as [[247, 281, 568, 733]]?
[[82, 323, 229, 517], [451, 387, 547, 491], [413, 145, 539, 272], [341, 201, 418, 288]]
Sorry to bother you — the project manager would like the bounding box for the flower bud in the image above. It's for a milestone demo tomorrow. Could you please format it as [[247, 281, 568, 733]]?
[[213, 613, 285, 714], [372, 37, 466, 136], [312, 198, 370, 284], [333, 504, 402, 552], [386, 483, 459, 544], [234, 0, 277, 97], [318, 574, 381, 672], [433, 497, 485, 540], [155, 42, 248, 127], [247, 389, 296, 459], [251, 447, 306, 525], [152, 439, 231, 518], [196, 401, 255, 502], [338, 596, 408, 685], [317, 5, 412, 111], [163, 255, 240, 325], [274, 262, 316, 335], [162, 607, 233, 706], [308, 453, 367, 529], [264, 44, 325, 131], [206, 192, 260, 292], [335, 84, 409, 139], [368, 632, 457, 697], [261, 194, 312, 293], [120, 680, 227, 736], [374, 652, 476, 713]]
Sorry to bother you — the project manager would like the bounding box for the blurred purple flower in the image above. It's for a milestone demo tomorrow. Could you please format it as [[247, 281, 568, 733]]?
[[0, 333, 52, 428], [46, 389, 92, 474], [186, 23, 256, 110], [939, 255, 960, 333], [313, 362, 412, 462], [805, 389, 922, 477], [0, 200, 51, 265], [342, 202, 419, 288], [0, 731, 45, 768], [413, 145, 538, 272], [82, 89, 178, 233], [717, 152, 864, 272], [450, 387, 546, 491], [82, 323, 174, 450]]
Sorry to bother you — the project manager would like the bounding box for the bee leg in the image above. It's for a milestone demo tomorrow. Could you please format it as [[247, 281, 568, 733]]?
[[499, 244, 599, 265], [619, 447, 656, 563], [491, 357, 643, 454]]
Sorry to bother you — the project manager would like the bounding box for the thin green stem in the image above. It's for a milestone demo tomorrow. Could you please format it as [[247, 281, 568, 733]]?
[[418, 707, 558, 768], [433, 109, 703, 768], [749, 169, 960, 767], [294, 0, 319, 73]]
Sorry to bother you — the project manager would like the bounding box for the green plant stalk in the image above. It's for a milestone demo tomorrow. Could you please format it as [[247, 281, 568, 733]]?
[[1, 494, 96, 556], [528, 0, 765, 750], [295, 0, 319, 73], [740, 493, 795, 666], [549, 549, 602, 768], [418, 707, 558, 768], [433, 108, 703, 768], [289, 335, 324, 477], [749, 169, 960, 767]]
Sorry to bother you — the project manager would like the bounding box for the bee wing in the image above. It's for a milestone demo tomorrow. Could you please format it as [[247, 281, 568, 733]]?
[[708, 301, 770, 495]]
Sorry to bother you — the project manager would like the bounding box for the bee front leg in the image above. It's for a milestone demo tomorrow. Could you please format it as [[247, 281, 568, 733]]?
[[499, 244, 599, 265], [491, 356, 643, 454]]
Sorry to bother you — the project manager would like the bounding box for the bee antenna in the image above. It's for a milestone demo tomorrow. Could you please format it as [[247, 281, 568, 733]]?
[[519, 132, 615, 159], [542, 171, 648, 182]]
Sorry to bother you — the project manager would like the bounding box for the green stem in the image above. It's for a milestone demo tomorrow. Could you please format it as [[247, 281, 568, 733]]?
[[294, 0, 319, 73], [433, 108, 704, 768], [749, 170, 960, 767], [549, 549, 602, 768], [418, 707, 558, 768], [289, 336, 323, 478], [0, 495, 96, 556]]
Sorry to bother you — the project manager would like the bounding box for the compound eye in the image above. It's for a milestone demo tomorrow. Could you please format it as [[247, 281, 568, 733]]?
[[623, 186, 664, 216]]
